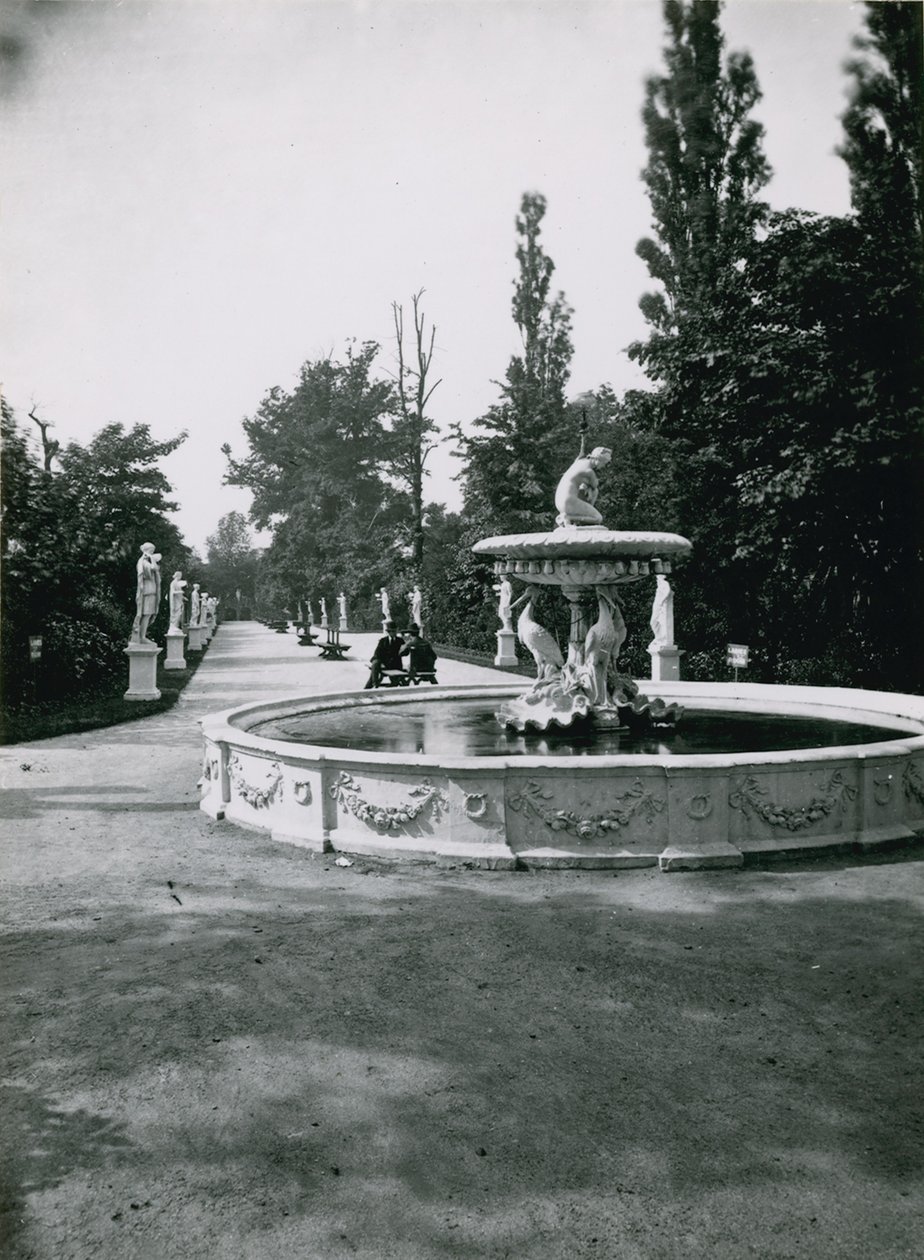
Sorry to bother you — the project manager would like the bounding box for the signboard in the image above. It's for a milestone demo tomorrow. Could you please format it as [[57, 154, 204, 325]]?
[[727, 643, 749, 669], [29, 636, 43, 662]]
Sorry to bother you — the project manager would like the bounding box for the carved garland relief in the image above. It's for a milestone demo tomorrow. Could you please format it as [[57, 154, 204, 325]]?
[[903, 761, 924, 808], [330, 772, 447, 831], [228, 753, 283, 809], [508, 777, 665, 840], [729, 770, 857, 832]]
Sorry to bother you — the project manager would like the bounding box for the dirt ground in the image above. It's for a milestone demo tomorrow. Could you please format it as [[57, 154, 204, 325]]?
[[2, 625, 922, 1259]]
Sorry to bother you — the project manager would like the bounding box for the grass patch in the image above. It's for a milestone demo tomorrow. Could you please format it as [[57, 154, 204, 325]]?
[[433, 642, 535, 678], [0, 638, 210, 745]]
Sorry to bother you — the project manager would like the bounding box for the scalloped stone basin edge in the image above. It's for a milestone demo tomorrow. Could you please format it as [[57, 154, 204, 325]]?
[[199, 682, 924, 871]]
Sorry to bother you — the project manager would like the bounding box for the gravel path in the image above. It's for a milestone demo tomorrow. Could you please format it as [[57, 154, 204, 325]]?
[[1, 624, 922, 1259]]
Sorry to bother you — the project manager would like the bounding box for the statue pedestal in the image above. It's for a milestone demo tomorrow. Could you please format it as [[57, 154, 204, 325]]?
[[124, 641, 161, 701], [187, 625, 204, 652], [321, 614, 329, 629], [649, 644, 682, 682], [494, 629, 518, 668], [202, 622, 213, 643], [164, 629, 187, 670], [339, 619, 351, 633]]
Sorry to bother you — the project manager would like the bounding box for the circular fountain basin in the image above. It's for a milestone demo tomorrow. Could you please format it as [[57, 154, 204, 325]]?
[[200, 682, 924, 870]]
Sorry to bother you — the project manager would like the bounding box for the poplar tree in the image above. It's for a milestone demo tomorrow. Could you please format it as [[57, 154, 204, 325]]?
[[459, 191, 574, 532], [631, 0, 770, 444]]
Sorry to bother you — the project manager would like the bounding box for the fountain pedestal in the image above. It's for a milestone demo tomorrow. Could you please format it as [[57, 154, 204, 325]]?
[[475, 528, 692, 734], [124, 641, 161, 701]]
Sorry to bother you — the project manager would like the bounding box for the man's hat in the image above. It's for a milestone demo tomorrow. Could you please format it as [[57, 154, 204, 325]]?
[[385, 619, 397, 630]]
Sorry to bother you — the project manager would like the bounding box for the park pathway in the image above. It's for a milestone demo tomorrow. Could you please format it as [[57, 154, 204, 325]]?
[[1, 627, 922, 1260], [7, 621, 521, 752], [0, 621, 522, 854]]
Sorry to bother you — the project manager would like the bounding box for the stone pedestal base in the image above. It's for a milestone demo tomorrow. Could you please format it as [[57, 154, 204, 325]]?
[[321, 615, 329, 629], [164, 629, 187, 670], [339, 620, 351, 633], [494, 629, 518, 668], [187, 625, 204, 652], [124, 641, 161, 700], [649, 645, 682, 682]]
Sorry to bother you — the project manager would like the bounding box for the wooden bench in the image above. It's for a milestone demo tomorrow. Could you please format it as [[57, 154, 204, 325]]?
[[408, 669, 438, 685], [318, 627, 350, 660], [379, 668, 410, 687]]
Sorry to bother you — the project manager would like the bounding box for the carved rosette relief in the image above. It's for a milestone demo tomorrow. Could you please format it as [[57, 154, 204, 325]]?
[[729, 771, 857, 832], [462, 791, 489, 819], [293, 781, 313, 806], [508, 777, 665, 840], [686, 793, 713, 821], [228, 753, 283, 809], [330, 772, 446, 831], [872, 774, 894, 806]]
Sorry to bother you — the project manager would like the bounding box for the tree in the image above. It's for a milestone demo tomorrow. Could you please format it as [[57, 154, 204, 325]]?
[[389, 291, 441, 573], [839, 1, 923, 243], [458, 191, 574, 533], [205, 511, 260, 616], [224, 342, 403, 614], [630, 0, 771, 444], [1, 403, 190, 706]]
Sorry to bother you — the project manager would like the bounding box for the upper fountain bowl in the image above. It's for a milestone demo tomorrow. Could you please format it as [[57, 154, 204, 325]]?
[[473, 528, 692, 586], [473, 527, 692, 560]]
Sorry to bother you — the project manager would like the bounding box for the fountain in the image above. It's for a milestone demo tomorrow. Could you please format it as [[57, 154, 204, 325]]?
[[199, 442, 924, 870], [472, 442, 690, 733]]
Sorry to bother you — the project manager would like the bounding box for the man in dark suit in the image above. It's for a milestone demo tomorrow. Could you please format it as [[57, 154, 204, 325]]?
[[364, 620, 405, 688], [400, 625, 438, 682]]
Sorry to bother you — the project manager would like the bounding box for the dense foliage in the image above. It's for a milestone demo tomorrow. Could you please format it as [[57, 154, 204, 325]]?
[[5, 1, 921, 701], [1, 401, 191, 708], [222, 342, 412, 625]]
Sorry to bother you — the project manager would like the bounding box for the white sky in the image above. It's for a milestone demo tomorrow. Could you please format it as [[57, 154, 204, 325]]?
[[1, 0, 863, 554]]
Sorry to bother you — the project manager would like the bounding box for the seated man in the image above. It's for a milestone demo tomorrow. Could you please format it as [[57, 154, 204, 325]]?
[[400, 625, 438, 682], [364, 620, 405, 689]]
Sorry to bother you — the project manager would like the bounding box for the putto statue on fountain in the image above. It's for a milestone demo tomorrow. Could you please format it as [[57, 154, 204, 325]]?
[[473, 435, 691, 734], [554, 446, 612, 526]]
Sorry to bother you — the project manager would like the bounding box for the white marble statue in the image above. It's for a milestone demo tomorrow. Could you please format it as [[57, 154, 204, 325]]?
[[320, 597, 328, 620], [496, 576, 514, 633], [131, 543, 162, 643], [338, 592, 348, 621], [649, 575, 675, 648], [554, 446, 612, 527], [516, 586, 563, 681], [198, 592, 210, 627], [168, 571, 187, 630], [190, 584, 201, 625], [409, 585, 422, 628], [378, 588, 390, 620]]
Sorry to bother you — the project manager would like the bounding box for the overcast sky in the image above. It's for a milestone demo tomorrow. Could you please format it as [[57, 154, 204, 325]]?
[[1, 0, 863, 553]]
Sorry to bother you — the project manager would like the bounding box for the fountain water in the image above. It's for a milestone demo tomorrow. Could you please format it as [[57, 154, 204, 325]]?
[[200, 444, 924, 870]]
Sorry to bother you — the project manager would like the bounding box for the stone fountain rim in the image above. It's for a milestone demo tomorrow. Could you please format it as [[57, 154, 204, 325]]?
[[200, 681, 924, 771], [472, 528, 692, 560]]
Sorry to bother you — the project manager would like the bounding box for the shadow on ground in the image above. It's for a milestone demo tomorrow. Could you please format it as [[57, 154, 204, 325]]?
[[3, 852, 923, 1259]]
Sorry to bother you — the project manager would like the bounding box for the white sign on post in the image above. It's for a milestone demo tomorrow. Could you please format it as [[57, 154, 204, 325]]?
[[727, 643, 749, 670]]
